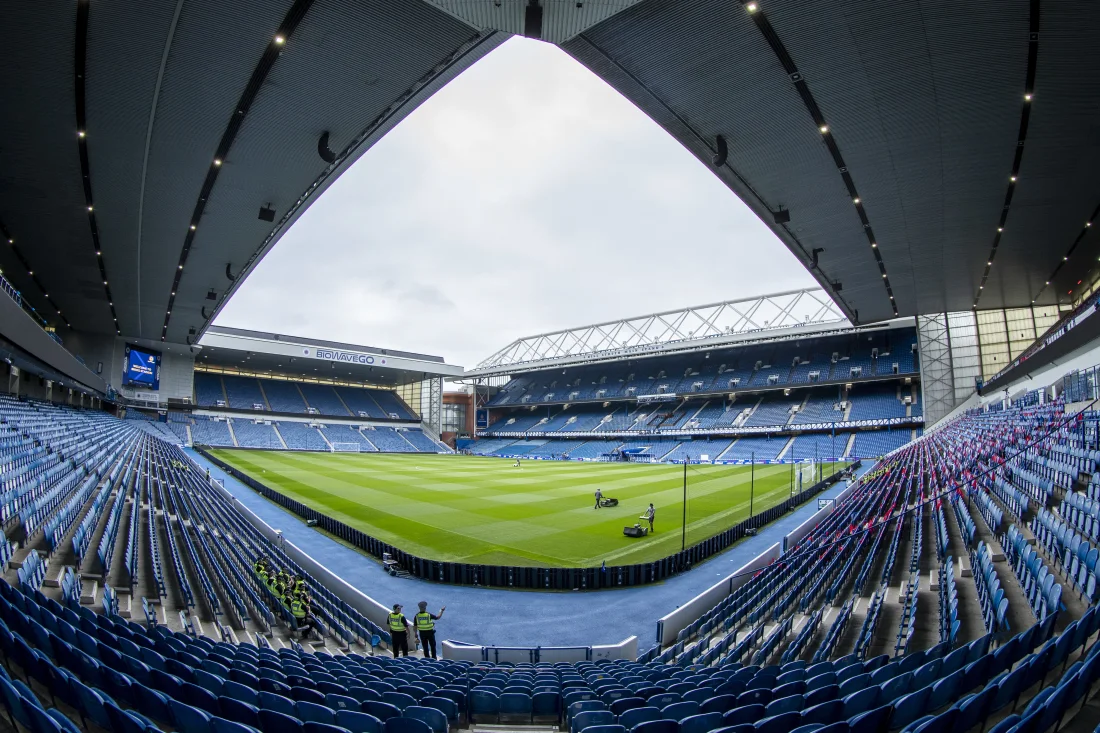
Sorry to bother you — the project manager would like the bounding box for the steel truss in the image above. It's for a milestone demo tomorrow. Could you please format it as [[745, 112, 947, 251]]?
[[473, 288, 846, 373]]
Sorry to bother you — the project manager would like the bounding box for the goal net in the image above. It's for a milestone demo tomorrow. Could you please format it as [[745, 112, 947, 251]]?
[[796, 460, 818, 491], [331, 443, 361, 453]]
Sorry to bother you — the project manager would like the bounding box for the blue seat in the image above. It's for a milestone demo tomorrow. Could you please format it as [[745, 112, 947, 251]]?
[[847, 704, 891, 733], [364, 701, 403, 722], [211, 717, 263, 733], [630, 720, 678, 733], [170, 699, 213, 733], [804, 685, 839, 708], [327, 694, 361, 713], [610, 698, 646, 716], [841, 687, 878, 720], [582, 726, 627, 733], [259, 708, 304, 733], [800, 700, 843, 727], [499, 692, 532, 723], [620, 706, 662, 730], [297, 701, 336, 726], [406, 705, 448, 733], [383, 717, 433, 733], [573, 709, 615, 733], [888, 688, 930, 730], [336, 710, 385, 733], [679, 711, 725, 733], [764, 695, 803, 717], [700, 695, 738, 715], [754, 711, 802, 733], [219, 697, 261, 728], [722, 704, 766, 727], [662, 701, 700, 721], [470, 691, 500, 724]]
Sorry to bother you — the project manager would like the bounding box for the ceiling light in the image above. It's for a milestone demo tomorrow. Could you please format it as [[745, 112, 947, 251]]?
[[1024, 93, 1033, 102], [997, 227, 1003, 232], [274, 35, 285, 44], [171, 291, 175, 296], [178, 265, 183, 270], [189, 224, 196, 231], [28, 271, 32, 275], [87, 205, 93, 212], [214, 159, 222, 166], [7, 239, 11, 244], [746, 2, 758, 12], [1064, 256, 1069, 261], [819, 124, 829, 134], [988, 261, 992, 266], [979, 285, 984, 289], [871, 243, 877, 248], [882, 273, 886, 278], [1088, 222, 1093, 228], [1046, 281, 1050, 285], [96, 250, 101, 255], [103, 280, 107, 285], [853, 197, 860, 204], [1009, 175, 1016, 182]]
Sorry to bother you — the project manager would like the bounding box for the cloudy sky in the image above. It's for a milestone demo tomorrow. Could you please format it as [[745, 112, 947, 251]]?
[[215, 37, 815, 369]]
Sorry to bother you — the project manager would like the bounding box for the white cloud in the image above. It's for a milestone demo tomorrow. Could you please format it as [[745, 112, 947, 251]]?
[[216, 37, 815, 369]]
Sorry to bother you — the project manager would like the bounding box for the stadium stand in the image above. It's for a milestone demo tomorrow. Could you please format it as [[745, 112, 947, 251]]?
[[222, 375, 267, 411], [850, 430, 912, 458], [848, 385, 907, 421], [720, 436, 788, 461], [663, 439, 735, 462], [189, 416, 235, 447], [4, 388, 1100, 733], [232, 421, 283, 450], [362, 427, 417, 452], [299, 383, 352, 417], [194, 372, 227, 407], [318, 424, 377, 451], [787, 432, 846, 461], [335, 387, 388, 419], [276, 421, 330, 451], [261, 380, 309, 414]]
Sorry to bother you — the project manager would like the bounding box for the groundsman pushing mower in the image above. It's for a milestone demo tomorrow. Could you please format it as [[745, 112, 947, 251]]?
[[600, 497, 619, 507]]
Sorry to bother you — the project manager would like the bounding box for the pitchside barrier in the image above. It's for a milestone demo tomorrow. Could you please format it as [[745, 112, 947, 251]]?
[[197, 446, 859, 591]]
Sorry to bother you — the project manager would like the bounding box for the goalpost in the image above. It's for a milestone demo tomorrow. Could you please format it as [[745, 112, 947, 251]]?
[[331, 443, 361, 453], [796, 460, 818, 491]]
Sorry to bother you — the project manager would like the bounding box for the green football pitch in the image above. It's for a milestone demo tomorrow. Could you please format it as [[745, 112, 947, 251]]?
[[210, 450, 844, 568]]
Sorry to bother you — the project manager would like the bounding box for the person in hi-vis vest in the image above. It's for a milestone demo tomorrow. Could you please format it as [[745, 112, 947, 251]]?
[[387, 604, 412, 657], [414, 601, 446, 659]]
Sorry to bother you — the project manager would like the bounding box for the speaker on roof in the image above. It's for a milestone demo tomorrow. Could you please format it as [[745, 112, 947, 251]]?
[[712, 135, 728, 167], [773, 207, 791, 224], [258, 204, 276, 222], [317, 131, 336, 164], [225, 263, 237, 282]]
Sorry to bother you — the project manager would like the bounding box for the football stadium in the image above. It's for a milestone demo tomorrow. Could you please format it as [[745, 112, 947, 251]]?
[[3, 2, 1100, 733]]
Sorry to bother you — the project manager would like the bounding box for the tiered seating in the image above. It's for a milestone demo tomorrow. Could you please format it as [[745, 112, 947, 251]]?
[[363, 427, 416, 452], [971, 541, 1009, 635], [662, 439, 734, 462], [261, 380, 308, 413], [335, 386, 387, 419], [566, 441, 622, 459], [277, 421, 330, 451], [372, 391, 417, 420], [319, 424, 376, 451], [1002, 524, 1062, 621], [787, 433, 844, 462], [720, 437, 786, 461], [939, 557, 959, 645], [1031, 507, 1099, 601], [742, 395, 798, 428], [403, 430, 446, 453], [222, 376, 266, 410], [299, 383, 351, 417], [194, 372, 226, 406], [789, 393, 842, 425], [190, 417, 234, 447], [847, 386, 905, 421], [232, 421, 283, 449]]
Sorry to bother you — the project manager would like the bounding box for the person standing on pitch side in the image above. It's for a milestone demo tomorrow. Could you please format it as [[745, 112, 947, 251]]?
[[414, 601, 445, 659]]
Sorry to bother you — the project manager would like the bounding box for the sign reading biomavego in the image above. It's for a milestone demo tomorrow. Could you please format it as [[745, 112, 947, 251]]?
[[301, 347, 387, 366]]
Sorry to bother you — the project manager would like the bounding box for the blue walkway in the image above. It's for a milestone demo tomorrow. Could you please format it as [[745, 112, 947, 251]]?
[[188, 449, 868, 651]]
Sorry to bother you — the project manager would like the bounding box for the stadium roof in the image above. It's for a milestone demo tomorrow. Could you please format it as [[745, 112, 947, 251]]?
[[196, 326, 463, 386], [2, 0, 1098, 348], [466, 287, 858, 376]]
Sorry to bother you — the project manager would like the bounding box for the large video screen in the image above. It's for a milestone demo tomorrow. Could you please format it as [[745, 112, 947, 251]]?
[[123, 345, 161, 389]]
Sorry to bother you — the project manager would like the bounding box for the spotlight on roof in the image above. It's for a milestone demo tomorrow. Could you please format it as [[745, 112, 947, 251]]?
[[746, 2, 758, 12], [77, 131, 85, 139], [819, 124, 828, 134], [1024, 93, 1033, 102], [258, 204, 276, 222], [772, 206, 791, 224], [213, 159, 222, 166], [274, 35, 285, 45]]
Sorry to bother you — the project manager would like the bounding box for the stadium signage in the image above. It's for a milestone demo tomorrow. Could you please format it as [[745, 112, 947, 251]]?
[[302, 347, 387, 366]]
